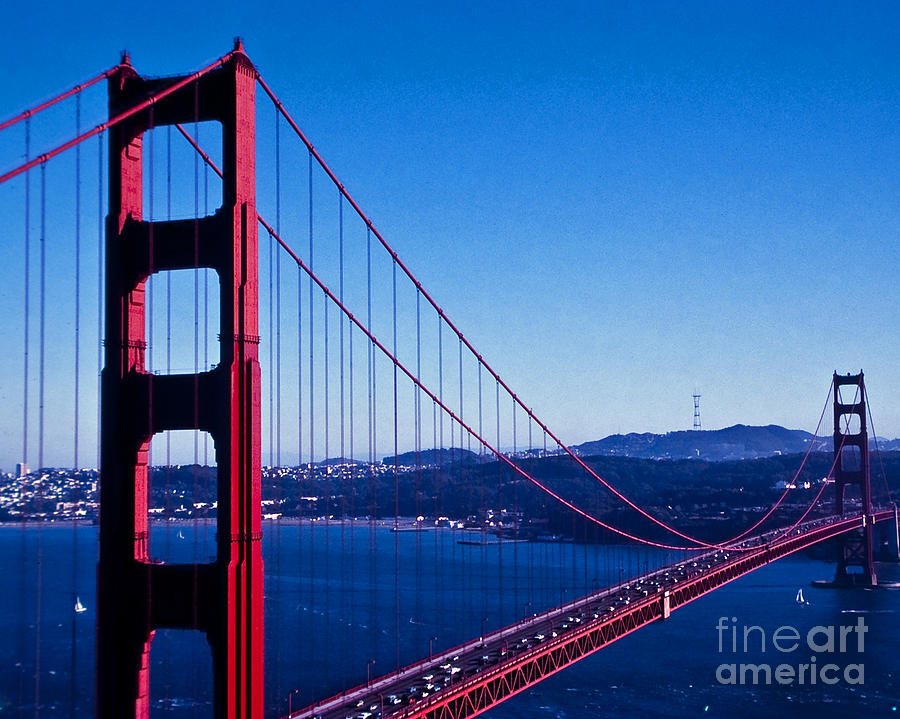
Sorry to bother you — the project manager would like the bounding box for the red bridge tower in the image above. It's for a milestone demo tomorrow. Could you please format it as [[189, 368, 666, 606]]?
[[97, 42, 263, 719], [831, 371, 877, 587]]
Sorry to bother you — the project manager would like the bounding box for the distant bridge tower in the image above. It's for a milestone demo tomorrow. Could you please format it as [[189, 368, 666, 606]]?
[[831, 371, 877, 587], [692, 393, 701, 430], [97, 42, 263, 719]]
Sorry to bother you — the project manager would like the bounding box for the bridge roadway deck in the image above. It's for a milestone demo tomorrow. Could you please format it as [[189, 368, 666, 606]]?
[[288, 510, 894, 719]]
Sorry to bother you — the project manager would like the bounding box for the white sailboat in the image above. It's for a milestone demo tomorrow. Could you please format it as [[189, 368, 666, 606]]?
[[795, 588, 809, 605], [74, 596, 86, 614]]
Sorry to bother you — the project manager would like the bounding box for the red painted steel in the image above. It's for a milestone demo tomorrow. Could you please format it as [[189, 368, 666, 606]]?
[[256, 72, 830, 554], [291, 511, 892, 719], [257, 74, 727, 550], [181, 72, 840, 555], [97, 41, 263, 719], [258, 218, 702, 551], [0, 62, 120, 132], [832, 372, 877, 586], [4, 46, 890, 719], [0, 51, 236, 186], [169, 123, 698, 551]]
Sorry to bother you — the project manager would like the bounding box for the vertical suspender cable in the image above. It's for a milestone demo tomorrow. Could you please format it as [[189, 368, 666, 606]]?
[[392, 258, 401, 669], [95, 127, 104, 711], [495, 378, 502, 624], [414, 291, 422, 635], [294, 139, 304, 678], [296, 260, 304, 675], [275, 133, 284, 708], [324, 299, 330, 504], [366, 226, 375, 659], [276, 116, 282, 471], [370, 246, 379, 665], [71, 92, 82, 718], [512, 398, 518, 619], [437, 316, 445, 628], [527, 415, 534, 615], [458, 339, 470, 629], [308, 151, 319, 691], [308, 153, 315, 642], [97, 131, 104, 472], [191, 84, 201, 698], [571, 445, 577, 599], [338, 191, 347, 690], [19, 119, 31, 714], [347, 312, 357, 656], [478, 363, 486, 627], [165, 125, 173, 560], [432, 396, 439, 630], [203, 121, 209, 469], [448, 339, 454, 462], [323, 292, 331, 689], [392, 259, 400, 669], [274, 106, 283, 708], [73, 99, 81, 474], [147, 109, 154, 537], [458, 339, 463, 454], [147, 113, 156, 685], [308, 150, 314, 480], [466, 364, 476, 625], [35, 159, 47, 718], [348, 306, 356, 654], [267, 154, 274, 466], [23, 117, 30, 474], [366, 228, 379, 656]]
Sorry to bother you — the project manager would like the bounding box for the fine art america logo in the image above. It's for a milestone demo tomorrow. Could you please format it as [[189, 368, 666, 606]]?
[[715, 616, 867, 685]]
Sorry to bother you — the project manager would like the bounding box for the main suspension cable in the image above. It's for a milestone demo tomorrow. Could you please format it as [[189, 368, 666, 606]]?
[[259, 216, 710, 551], [253, 70, 809, 551], [170, 125, 755, 551], [0, 51, 236, 186], [0, 63, 120, 132], [172, 97, 834, 553]]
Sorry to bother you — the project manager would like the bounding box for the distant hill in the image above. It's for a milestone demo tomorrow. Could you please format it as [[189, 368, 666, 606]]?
[[313, 457, 364, 466], [876, 437, 900, 452], [383, 447, 480, 466], [571, 424, 833, 461]]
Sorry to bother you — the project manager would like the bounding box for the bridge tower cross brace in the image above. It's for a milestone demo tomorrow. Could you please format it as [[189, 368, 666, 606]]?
[[97, 44, 263, 719], [832, 371, 877, 587]]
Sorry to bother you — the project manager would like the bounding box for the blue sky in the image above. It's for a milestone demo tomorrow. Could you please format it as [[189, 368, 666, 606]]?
[[0, 2, 898, 468]]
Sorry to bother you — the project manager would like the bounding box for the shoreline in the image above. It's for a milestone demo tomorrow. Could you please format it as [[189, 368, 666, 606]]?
[[0, 517, 472, 529]]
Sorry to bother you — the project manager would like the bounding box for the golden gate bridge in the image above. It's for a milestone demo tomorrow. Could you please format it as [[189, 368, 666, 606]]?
[[0, 42, 896, 719]]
